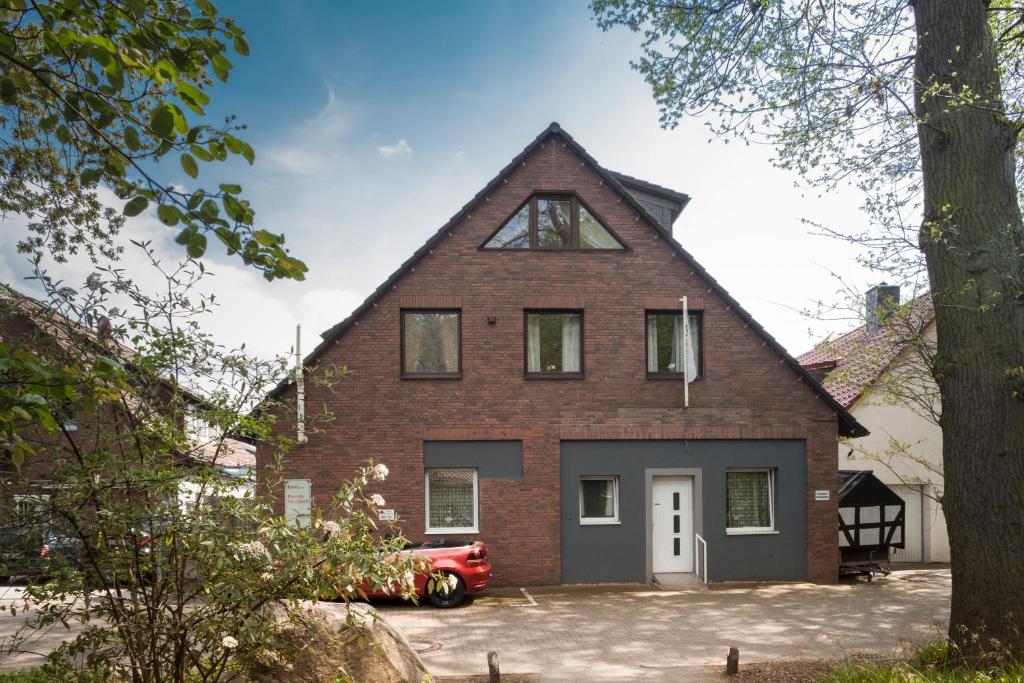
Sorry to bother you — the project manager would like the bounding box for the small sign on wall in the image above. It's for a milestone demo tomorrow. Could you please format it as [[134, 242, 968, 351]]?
[[379, 509, 396, 522], [815, 490, 831, 501], [285, 479, 312, 528]]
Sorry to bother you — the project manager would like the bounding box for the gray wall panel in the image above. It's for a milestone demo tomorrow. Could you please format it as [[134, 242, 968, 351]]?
[[424, 441, 523, 480], [560, 440, 806, 583]]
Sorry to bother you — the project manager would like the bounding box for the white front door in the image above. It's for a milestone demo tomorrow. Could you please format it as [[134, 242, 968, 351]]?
[[652, 476, 694, 573]]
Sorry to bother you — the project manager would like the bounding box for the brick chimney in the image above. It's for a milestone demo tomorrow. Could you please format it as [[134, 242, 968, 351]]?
[[865, 283, 900, 334]]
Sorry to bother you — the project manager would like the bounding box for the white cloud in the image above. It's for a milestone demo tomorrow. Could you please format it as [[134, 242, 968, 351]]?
[[264, 85, 351, 175], [377, 138, 412, 159]]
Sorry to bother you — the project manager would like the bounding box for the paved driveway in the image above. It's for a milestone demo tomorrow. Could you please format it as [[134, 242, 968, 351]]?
[[380, 567, 952, 681]]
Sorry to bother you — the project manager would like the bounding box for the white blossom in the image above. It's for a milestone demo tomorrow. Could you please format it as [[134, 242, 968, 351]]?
[[372, 463, 389, 481], [322, 520, 341, 536], [221, 636, 238, 650], [260, 572, 274, 582], [369, 493, 386, 507], [446, 574, 458, 591], [236, 540, 267, 560], [403, 570, 416, 588]]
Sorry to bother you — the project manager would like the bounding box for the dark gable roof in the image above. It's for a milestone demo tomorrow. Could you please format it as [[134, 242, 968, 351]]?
[[268, 123, 867, 438]]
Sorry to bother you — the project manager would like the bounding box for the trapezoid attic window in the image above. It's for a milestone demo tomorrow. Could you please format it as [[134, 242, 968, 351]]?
[[482, 194, 626, 251]]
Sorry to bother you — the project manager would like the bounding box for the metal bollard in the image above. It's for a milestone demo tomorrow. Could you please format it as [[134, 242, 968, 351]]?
[[488, 650, 500, 682]]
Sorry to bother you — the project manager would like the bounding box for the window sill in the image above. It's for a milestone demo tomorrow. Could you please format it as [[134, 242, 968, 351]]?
[[401, 374, 463, 380], [725, 528, 779, 536], [525, 373, 585, 380], [646, 373, 705, 381], [579, 519, 620, 526], [425, 528, 479, 535]]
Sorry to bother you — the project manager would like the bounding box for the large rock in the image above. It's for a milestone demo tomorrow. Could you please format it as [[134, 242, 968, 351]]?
[[246, 601, 430, 683]]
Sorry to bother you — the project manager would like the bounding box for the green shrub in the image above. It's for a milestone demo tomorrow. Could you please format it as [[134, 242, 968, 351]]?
[[825, 639, 1024, 682]]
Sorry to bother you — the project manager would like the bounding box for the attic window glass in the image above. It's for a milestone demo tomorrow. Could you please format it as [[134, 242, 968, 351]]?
[[536, 199, 572, 247], [483, 195, 625, 250], [487, 205, 530, 249], [579, 206, 621, 248]]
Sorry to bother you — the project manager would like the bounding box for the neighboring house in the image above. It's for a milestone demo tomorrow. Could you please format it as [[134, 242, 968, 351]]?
[[798, 285, 948, 563], [264, 123, 867, 587], [0, 284, 254, 524]]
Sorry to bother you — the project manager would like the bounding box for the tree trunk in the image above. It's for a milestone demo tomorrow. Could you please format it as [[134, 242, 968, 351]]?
[[913, 0, 1024, 658]]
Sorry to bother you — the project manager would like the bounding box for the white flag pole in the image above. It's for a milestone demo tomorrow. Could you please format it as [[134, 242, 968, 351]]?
[[680, 296, 689, 408]]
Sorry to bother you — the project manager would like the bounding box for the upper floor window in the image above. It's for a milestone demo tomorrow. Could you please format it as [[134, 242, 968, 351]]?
[[646, 311, 703, 378], [525, 311, 583, 377], [483, 194, 626, 251], [402, 310, 461, 377]]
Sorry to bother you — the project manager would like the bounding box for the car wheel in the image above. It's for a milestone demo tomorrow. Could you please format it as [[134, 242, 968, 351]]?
[[426, 572, 465, 608]]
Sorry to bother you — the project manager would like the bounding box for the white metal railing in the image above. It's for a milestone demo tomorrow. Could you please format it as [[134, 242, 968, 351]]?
[[695, 532, 708, 584]]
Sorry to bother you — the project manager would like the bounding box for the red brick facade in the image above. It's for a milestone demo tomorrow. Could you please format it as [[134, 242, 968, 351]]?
[[264, 127, 848, 585]]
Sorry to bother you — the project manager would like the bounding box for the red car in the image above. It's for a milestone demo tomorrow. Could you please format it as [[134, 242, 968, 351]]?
[[364, 539, 491, 608]]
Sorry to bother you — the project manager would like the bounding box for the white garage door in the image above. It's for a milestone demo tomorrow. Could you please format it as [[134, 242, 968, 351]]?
[[891, 485, 922, 562]]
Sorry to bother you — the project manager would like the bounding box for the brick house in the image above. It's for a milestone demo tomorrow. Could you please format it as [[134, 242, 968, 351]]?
[[264, 123, 866, 587], [0, 284, 254, 527]]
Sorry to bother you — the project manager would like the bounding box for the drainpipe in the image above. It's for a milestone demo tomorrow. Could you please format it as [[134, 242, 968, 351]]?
[[295, 324, 308, 445]]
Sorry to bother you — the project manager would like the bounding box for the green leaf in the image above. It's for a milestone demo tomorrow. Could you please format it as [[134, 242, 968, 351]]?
[[123, 196, 149, 217], [157, 204, 181, 226], [180, 153, 199, 179], [124, 126, 141, 151], [222, 194, 244, 222], [218, 183, 241, 194], [0, 77, 16, 104], [176, 81, 210, 106], [150, 105, 175, 138], [211, 54, 232, 81], [233, 34, 249, 56], [187, 231, 208, 259]]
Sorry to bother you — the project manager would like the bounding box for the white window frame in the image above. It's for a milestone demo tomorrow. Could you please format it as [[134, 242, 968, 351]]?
[[578, 475, 620, 525], [14, 494, 50, 524], [725, 468, 778, 535], [424, 468, 479, 535]]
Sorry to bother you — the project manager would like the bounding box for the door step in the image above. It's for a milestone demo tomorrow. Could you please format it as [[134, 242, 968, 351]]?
[[653, 572, 706, 591]]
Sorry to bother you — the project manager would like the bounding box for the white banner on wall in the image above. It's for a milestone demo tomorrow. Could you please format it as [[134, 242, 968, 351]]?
[[285, 479, 312, 528]]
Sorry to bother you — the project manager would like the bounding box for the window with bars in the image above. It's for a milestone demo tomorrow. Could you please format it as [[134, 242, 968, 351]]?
[[425, 469, 478, 533], [725, 469, 775, 533]]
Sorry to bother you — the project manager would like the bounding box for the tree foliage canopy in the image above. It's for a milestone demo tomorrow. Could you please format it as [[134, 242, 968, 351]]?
[[593, 0, 1024, 284], [0, 0, 306, 280]]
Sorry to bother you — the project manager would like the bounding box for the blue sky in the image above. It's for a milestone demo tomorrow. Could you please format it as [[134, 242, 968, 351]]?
[[1, 1, 875, 360]]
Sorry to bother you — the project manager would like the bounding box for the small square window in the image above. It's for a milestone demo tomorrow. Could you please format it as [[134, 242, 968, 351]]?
[[525, 311, 583, 376], [402, 310, 461, 377], [579, 476, 619, 525], [726, 469, 775, 534], [425, 469, 478, 534]]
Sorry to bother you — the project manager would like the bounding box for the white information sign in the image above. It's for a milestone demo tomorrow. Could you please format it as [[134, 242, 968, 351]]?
[[379, 509, 396, 522], [815, 490, 830, 501], [285, 479, 312, 528]]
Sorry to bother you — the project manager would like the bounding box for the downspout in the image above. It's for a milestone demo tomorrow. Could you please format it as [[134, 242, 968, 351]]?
[[295, 324, 308, 445]]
